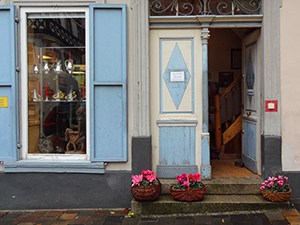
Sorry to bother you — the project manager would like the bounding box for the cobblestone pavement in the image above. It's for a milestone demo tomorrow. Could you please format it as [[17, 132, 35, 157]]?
[[0, 205, 299, 225]]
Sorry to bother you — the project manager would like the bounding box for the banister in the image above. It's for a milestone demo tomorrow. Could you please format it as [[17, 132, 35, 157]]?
[[220, 74, 243, 98], [214, 74, 243, 156]]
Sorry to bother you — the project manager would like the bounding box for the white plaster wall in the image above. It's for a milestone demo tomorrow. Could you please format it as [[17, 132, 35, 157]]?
[[281, 0, 300, 171]]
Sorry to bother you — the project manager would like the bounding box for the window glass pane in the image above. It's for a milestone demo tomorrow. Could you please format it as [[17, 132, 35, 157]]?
[[27, 13, 86, 154]]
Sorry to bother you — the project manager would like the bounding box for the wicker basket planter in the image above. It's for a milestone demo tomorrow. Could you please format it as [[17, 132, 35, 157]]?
[[169, 186, 206, 202], [131, 180, 162, 202], [261, 189, 291, 202]]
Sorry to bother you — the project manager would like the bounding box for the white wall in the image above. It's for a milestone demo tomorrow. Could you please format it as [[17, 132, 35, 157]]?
[[281, 0, 300, 171]]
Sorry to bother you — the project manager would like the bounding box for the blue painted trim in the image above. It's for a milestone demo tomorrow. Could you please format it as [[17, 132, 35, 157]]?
[[93, 82, 123, 86], [157, 119, 198, 125], [201, 28, 211, 179], [191, 39, 195, 113], [4, 161, 105, 173], [159, 126, 196, 166], [0, 6, 17, 162], [201, 135, 211, 179], [159, 38, 194, 114], [89, 4, 127, 162]]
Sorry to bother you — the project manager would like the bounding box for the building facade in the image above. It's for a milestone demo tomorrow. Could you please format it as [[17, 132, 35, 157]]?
[[0, 0, 299, 209]]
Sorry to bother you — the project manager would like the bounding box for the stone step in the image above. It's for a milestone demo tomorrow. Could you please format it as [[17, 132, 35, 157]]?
[[160, 178, 262, 195], [131, 194, 292, 217]]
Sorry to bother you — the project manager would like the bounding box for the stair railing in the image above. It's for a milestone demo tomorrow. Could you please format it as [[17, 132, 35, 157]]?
[[214, 74, 243, 155]]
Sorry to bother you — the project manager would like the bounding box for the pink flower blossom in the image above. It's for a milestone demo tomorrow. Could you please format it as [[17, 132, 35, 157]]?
[[183, 181, 190, 187], [146, 174, 157, 183], [131, 175, 143, 187], [278, 180, 284, 186]]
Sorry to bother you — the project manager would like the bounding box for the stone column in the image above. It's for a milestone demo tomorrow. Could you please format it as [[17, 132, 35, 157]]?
[[200, 26, 211, 179]]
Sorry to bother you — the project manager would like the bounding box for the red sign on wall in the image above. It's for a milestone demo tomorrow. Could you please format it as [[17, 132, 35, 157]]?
[[265, 100, 278, 112]]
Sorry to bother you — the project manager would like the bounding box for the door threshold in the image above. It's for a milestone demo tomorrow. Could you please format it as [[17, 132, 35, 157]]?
[[211, 159, 260, 179]]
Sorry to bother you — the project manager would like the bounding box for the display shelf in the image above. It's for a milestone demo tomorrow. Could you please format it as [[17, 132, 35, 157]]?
[[28, 46, 86, 154]]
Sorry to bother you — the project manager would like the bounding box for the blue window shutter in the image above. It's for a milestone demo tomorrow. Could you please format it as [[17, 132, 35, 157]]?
[[90, 4, 127, 162], [0, 6, 17, 162]]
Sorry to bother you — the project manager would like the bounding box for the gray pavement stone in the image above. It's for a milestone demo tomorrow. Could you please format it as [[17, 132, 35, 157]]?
[[157, 216, 176, 225], [104, 216, 124, 225], [247, 213, 272, 225], [175, 216, 195, 225], [139, 217, 158, 224], [265, 212, 286, 221], [193, 215, 212, 225], [211, 215, 232, 225]]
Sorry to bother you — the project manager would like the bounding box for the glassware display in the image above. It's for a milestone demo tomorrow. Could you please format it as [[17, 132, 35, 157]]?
[[27, 13, 86, 154]]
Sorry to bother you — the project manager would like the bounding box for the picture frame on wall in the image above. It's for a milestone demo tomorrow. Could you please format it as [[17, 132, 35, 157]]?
[[231, 48, 242, 70], [219, 72, 234, 88]]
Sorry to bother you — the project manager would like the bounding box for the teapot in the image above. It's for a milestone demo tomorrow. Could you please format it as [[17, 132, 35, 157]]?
[[33, 64, 39, 74], [43, 62, 50, 74], [53, 60, 63, 73], [65, 59, 74, 74]]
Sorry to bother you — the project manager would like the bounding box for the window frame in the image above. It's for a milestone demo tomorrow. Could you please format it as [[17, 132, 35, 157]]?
[[20, 7, 90, 161]]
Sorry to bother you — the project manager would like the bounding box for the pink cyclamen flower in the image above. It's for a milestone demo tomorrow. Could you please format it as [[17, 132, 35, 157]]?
[[268, 182, 274, 188], [146, 174, 157, 183], [277, 180, 284, 186], [183, 181, 190, 187], [193, 173, 201, 182], [131, 175, 143, 187], [142, 170, 154, 176]]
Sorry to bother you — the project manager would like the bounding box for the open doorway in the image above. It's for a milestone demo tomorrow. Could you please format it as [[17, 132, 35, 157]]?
[[208, 28, 260, 179]]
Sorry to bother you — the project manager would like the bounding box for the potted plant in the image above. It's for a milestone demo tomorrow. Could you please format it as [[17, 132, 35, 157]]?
[[169, 173, 206, 202], [260, 175, 291, 202], [131, 170, 161, 201]]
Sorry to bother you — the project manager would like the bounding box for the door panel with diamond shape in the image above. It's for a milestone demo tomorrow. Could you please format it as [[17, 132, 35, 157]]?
[[150, 29, 202, 178]]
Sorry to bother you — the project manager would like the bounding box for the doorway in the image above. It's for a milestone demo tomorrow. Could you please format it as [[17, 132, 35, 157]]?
[[208, 28, 261, 178]]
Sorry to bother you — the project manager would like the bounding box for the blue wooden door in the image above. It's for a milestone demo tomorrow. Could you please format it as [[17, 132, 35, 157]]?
[[0, 6, 18, 163], [150, 29, 202, 178], [242, 30, 261, 174], [90, 4, 127, 162]]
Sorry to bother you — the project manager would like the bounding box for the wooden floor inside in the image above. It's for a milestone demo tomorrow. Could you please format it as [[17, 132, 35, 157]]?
[[211, 159, 260, 178]]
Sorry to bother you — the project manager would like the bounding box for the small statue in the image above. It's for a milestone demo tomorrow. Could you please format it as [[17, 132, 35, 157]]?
[[64, 108, 85, 153], [38, 135, 54, 153]]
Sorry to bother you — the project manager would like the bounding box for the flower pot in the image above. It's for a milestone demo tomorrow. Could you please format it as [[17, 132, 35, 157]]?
[[131, 180, 161, 202], [261, 189, 291, 202], [169, 185, 206, 202]]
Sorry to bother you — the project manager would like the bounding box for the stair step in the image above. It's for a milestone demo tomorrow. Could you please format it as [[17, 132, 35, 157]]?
[[131, 194, 292, 216], [160, 178, 262, 195]]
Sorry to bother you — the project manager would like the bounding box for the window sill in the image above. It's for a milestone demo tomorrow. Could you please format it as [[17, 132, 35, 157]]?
[[4, 160, 105, 173]]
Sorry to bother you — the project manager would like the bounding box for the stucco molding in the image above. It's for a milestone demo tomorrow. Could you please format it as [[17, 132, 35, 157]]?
[[131, 0, 150, 136]]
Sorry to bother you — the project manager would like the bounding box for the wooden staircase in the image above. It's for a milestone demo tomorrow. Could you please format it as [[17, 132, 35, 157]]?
[[214, 75, 243, 159]]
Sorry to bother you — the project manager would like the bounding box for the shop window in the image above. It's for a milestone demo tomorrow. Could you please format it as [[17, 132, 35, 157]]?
[[25, 10, 88, 156], [0, 5, 127, 169]]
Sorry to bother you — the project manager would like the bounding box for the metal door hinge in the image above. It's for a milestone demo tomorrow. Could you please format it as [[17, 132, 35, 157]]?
[[16, 67, 20, 72], [15, 17, 19, 23], [17, 143, 21, 149]]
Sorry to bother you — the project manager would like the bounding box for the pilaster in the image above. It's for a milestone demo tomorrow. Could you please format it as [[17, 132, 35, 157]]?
[[200, 26, 211, 179], [130, 0, 150, 137]]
